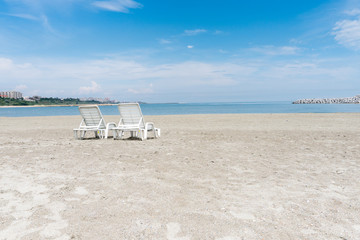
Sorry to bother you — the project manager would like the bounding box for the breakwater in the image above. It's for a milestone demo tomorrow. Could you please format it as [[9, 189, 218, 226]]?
[[293, 95, 360, 104]]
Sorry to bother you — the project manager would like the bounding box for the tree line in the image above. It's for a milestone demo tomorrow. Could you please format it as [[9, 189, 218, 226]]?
[[0, 97, 111, 106]]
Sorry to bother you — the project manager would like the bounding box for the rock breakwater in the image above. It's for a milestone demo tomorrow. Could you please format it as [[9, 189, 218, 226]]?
[[293, 95, 360, 104]]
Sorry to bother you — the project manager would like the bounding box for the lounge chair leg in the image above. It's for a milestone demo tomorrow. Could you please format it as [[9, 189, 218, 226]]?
[[81, 131, 86, 139], [76, 130, 81, 140], [113, 130, 123, 140], [99, 130, 104, 139], [155, 128, 160, 138], [141, 129, 147, 140], [130, 131, 138, 138], [105, 130, 108, 139]]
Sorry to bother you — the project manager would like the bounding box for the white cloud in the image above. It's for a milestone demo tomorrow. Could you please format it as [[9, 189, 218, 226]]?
[[1, 13, 39, 20], [184, 29, 207, 36], [15, 84, 27, 91], [344, 9, 360, 16], [0, 58, 36, 73], [0, 57, 249, 96], [92, 0, 142, 13], [289, 38, 302, 44], [250, 46, 300, 55], [0, 55, 359, 101], [40, 15, 57, 34], [332, 15, 360, 50], [127, 84, 154, 94], [4, 0, 84, 8], [187, 45, 194, 49], [159, 39, 171, 44], [79, 81, 101, 94], [0, 58, 14, 70]]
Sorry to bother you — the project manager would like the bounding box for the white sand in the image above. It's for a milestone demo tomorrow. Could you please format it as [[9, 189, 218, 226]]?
[[0, 113, 360, 239]]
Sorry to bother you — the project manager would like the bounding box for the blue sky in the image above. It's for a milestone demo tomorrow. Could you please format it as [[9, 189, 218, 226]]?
[[0, 0, 359, 102]]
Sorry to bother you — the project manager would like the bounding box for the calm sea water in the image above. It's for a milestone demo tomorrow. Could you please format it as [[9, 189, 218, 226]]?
[[0, 102, 360, 117]]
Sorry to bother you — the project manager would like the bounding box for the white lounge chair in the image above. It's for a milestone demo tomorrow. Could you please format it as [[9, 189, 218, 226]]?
[[73, 105, 116, 139], [113, 103, 160, 140]]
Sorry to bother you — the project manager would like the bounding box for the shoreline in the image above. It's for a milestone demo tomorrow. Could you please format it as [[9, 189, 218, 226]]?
[[1, 112, 360, 120], [1, 112, 360, 119], [3, 111, 359, 116]]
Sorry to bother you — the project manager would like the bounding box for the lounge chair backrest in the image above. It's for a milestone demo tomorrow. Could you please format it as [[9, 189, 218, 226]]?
[[117, 103, 145, 128], [79, 105, 106, 128]]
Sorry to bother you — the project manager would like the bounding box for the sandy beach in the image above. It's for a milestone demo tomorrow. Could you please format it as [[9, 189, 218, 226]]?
[[1, 113, 360, 239]]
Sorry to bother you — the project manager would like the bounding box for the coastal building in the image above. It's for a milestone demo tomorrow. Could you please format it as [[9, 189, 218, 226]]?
[[0, 91, 23, 99], [79, 97, 117, 103]]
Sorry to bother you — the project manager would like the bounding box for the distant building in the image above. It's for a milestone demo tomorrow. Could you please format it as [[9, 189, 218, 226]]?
[[79, 97, 117, 103], [0, 91, 23, 99], [29, 96, 41, 101]]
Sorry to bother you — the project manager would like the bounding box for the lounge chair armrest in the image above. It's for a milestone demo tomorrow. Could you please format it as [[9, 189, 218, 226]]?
[[145, 122, 155, 130], [106, 122, 117, 129]]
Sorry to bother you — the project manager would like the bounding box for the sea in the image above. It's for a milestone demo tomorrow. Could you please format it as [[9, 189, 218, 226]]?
[[0, 102, 360, 117]]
